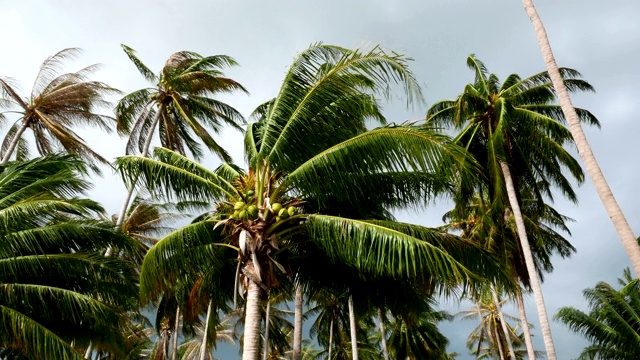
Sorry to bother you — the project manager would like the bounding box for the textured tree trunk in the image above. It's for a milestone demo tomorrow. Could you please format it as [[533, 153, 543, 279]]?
[[348, 296, 359, 360], [328, 317, 334, 360], [500, 161, 556, 359], [377, 309, 390, 360], [494, 321, 507, 360], [243, 280, 263, 360], [114, 110, 162, 231], [475, 304, 490, 358], [200, 300, 213, 360], [521, 0, 640, 276], [262, 297, 271, 360], [0, 121, 30, 163], [292, 284, 303, 360], [516, 290, 536, 360], [492, 289, 516, 360], [172, 306, 180, 360]]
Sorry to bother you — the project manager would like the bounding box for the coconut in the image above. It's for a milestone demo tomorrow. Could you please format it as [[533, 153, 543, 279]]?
[[238, 210, 248, 220], [234, 201, 245, 210], [247, 205, 258, 218], [271, 203, 283, 213], [246, 190, 255, 196], [278, 208, 289, 219], [287, 206, 298, 217]]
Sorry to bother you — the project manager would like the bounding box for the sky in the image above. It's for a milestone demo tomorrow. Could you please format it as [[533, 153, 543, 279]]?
[[1, 0, 639, 358]]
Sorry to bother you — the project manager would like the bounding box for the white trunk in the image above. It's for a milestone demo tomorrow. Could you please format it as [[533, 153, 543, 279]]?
[[500, 161, 556, 359], [521, 0, 640, 277], [1, 121, 30, 163], [242, 279, 263, 360], [328, 317, 334, 360], [292, 284, 303, 360], [516, 290, 536, 360], [492, 289, 516, 360], [377, 309, 390, 360], [262, 297, 271, 360], [348, 296, 359, 360], [199, 300, 213, 360], [172, 306, 180, 360], [114, 110, 162, 230], [476, 305, 491, 359], [84, 343, 93, 360]]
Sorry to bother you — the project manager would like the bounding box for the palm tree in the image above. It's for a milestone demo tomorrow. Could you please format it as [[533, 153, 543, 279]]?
[[0, 154, 138, 359], [555, 268, 640, 359], [114, 44, 248, 229], [385, 306, 451, 359], [520, 0, 640, 277], [427, 55, 599, 359], [0, 48, 118, 169], [117, 44, 500, 360]]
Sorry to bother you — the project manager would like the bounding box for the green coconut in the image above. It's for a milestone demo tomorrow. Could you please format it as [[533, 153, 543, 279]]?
[[271, 203, 283, 213], [234, 201, 245, 210], [247, 205, 258, 218], [238, 210, 248, 220], [278, 208, 289, 219], [287, 206, 298, 216]]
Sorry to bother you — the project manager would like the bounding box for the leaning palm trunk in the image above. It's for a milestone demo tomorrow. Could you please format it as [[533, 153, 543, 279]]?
[[377, 309, 390, 360], [500, 161, 556, 359], [200, 300, 213, 360], [348, 296, 359, 360], [292, 284, 303, 360], [114, 111, 162, 230], [0, 121, 29, 163], [262, 297, 271, 360], [172, 306, 181, 360], [521, 0, 640, 277], [328, 317, 334, 360], [515, 290, 536, 360], [492, 289, 516, 360], [243, 280, 263, 360]]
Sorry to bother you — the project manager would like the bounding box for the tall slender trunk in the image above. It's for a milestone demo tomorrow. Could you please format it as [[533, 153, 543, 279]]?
[[476, 304, 491, 359], [348, 296, 359, 360], [0, 121, 30, 163], [114, 110, 162, 230], [516, 290, 536, 360], [494, 320, 507, 360], [200, 300, 213, 360], [243, 279, 263, 360], [292, 284, 303, 360], [262, 297, 271, 360], [521, 0, 640, 276], [377, 309, 390, 360], [172, 306, 180, 360], [328, 317, 334, 360], [492, 289, 516, 360], [500, 161, 556, 359]]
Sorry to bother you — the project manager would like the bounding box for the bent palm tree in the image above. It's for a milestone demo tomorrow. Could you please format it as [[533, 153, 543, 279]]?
[[118, 44, 499, 360], [0, 155, 138, 359], [0, 48, 118, 169], [114, 45, 248, 229], [428, 55, 598, 360], [521, 0, 640, 277]]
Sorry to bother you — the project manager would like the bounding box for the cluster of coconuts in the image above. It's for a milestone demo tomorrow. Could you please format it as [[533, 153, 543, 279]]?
[[228, 189, 298, 222]]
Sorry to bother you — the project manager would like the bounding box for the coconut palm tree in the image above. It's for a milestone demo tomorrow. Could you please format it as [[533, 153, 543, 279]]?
[[427, 55, 599, 360], [0, 48, 118, 169], [520, 0, 640, 277], [555, 268, 640, 359], [117, 44, 501, 360], [113, 45, 248, 229], [0, 154, 138, 359], [384, 303, 451, 359]]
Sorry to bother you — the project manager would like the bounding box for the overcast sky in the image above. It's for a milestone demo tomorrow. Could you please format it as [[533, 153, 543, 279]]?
[[1, 0, 639, 358]]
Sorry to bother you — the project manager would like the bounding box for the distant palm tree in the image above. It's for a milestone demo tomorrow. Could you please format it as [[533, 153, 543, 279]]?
[[556, 268, 640, 359], [521, 0, 640, 277], [0, 48, 118, 169], [428, 55, 598, 360], [114, 44, 248, 229], [0, 155, 137, 359]]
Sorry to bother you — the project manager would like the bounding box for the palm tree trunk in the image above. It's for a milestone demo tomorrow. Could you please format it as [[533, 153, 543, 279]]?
[[243, 279, 263, 360], [262, 297, 271, 360], [521, 0, 640, 277], [377, 308, 390, 360], [328, 317, 334, 360], [0, 121, 30, 163], [475, 305, 489, 359], [84, 343, 93, 360], [494, 320, 507, 360], [492, 289, 516, 360], [500, 161, 556, 360], [114, 110, 162, 230], [348, 295, 359, 360], [292, 284, 303, 360], [172, 306, 180, 360], [515, 290, 536, 360], [200, 299, 213, 360]]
